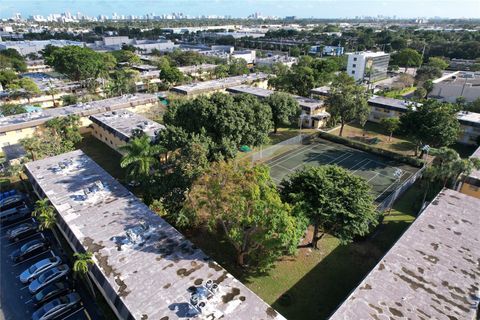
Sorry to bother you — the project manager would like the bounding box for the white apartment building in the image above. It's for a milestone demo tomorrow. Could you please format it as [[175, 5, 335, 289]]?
[[346, 51, 390, 83]]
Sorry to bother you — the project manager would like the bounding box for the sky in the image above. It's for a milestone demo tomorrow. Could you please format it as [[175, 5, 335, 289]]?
[[0, 0, 479, 19]]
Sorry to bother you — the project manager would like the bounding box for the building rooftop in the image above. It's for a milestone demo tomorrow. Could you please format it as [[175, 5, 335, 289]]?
[[347, 51, 389, 57], [330, 188, 480, 320], [90, 110, 164, 142], [368, 95, 420, 111], [170, 73, 269, 95], [24, 150, 284, 320], [457, 110, 480, 125], [227, 85, 325, 112], [178, 64, 217, 74], [310, 86, 331, 96], [0, 94, 157, 133]]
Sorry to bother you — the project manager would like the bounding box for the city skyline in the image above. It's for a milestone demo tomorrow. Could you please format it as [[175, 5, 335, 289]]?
[[1, 0, 480, 19]]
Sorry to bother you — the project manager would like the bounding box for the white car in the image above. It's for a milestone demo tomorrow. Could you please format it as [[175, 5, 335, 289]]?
[[29, 265, 70, 294], [19, 256, 62, 284]]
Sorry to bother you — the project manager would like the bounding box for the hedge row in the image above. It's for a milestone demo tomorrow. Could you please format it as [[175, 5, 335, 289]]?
[[316, 131, 425, 168]]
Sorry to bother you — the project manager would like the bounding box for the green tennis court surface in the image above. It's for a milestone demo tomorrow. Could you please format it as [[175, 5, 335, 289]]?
[[264, 138, 419, 202]]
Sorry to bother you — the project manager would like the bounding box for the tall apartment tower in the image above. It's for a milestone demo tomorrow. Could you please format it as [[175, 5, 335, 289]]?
[[346, 51, 390, 83]]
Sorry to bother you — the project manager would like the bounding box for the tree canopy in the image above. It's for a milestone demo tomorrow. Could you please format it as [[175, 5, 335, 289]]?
[[184, 161, 307, 269], [265, 92, 300, 133], [326, 72, 370, 136], [391, 48, 422, 70], [399, 100, 460, 155], [163, 92, 272, 159], [280, 165, 379, 249], [44, 45, 116, 82]]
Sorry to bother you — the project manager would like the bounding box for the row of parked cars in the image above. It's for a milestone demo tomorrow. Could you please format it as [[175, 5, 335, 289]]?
[[1, 189, 84, 320]]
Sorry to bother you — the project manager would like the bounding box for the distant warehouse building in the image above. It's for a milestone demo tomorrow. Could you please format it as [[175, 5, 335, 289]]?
[[90, 110, 164, 153], [429, 72, 480, 103], [347, 51, 390, 83], [329, 188, 480, 320], [0, 39, 84, 56], [0, 94, 158, 147], [227, 85, 330, 129], [24, 150, 286, 320], [170, 73, 269, 97]]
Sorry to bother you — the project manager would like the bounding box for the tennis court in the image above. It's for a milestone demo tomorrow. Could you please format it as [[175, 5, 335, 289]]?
[[264, 137, 419, 202]]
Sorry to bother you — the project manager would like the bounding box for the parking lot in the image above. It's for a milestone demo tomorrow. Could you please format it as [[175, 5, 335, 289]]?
[[0, 192, 104, 320]]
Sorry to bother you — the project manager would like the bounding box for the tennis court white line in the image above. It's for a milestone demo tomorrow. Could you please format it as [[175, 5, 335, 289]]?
[[366, 172, 380, 183], [276, 164, 294, 172], [350, 159, 372, 173], [327, 152, 353, 165], [266, 144, 319, 167]]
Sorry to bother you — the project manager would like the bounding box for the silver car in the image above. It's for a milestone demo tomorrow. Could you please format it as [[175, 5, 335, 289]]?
[[20, 256, 62, 284], [28, 265, 70, 294]]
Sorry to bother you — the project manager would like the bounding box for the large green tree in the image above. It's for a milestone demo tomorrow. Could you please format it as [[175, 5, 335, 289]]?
[[265, 92, 300, 133], [44, 45, 116, 82], [0, 103, 26, 116], [326, 72, 371, 136], [399, 100, 460, 155], [280, 165, 379, 249], [164, 92, 272, 159], [392, 48, 422, 71], [184, 161, 307, 269]]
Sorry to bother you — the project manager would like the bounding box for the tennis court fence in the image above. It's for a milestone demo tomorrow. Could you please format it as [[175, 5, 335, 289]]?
[[376, 165, 425, 212], [250, 134, 307, 163]]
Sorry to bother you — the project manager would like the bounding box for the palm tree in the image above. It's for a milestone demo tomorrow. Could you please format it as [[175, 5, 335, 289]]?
[[119, 135, 164, 204], [32, 198, 61, 246], [73, 252, 96, 298], [119, 135, 164, 180], [46, 87, 60, 107]]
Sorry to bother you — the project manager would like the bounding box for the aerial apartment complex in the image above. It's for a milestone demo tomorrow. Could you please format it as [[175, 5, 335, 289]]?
[[90, 110, 165, 153], [330, 188, 480, 320], [226, 85, 330, 128], [0, 94, 158, 147], [346, 51, 390, 83], [24, 150, 285, 320], [170, 73, 269, 96]]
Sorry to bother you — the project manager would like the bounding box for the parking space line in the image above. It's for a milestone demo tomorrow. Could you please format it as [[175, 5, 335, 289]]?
[[61, 306, 85, 320], [0, 217, 35, 231], [4, 233, 44, 248], [24, 299, 33, 304], [13, 249, 54, 267]]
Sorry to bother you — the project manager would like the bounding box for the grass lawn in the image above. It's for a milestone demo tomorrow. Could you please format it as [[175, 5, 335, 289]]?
[[380, 86, 416, 99], [189, 181, 423, 320], [76, 133, 126, 181], [330, 122, 419, 157]]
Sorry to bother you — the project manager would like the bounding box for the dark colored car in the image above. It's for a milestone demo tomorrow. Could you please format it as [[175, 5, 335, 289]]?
[[7, 222, 38, 242], [29, 265, 70, 294], [10, 238, 49, 263], [31, 293, 81, 320], [33, 282, 72, 307], [0, 205, 31, 225], [0, 193, 25, 211], [20, 256, 62, 284]]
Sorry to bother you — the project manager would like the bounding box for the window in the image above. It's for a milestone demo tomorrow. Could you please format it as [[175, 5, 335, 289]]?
[[351, 70, 355, 74], [353, 57, 357, 61], [0, 132, 6, 136], [16, 129, 22, 133], [352, 64, 356, 68]]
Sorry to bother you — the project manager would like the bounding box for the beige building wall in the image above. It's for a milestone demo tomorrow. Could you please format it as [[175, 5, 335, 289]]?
[[0, 101, 158, 147], [90, 123, 127, 153]]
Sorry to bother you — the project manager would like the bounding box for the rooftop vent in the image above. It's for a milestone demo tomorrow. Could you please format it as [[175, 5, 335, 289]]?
[[82, 180, 106, 200]]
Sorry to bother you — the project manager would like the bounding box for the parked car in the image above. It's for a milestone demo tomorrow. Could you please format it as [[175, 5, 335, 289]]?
[[20, 256, 62, 284], [10, 238, 50, 263], [29, 265, 70, 294], [31, 293, 81, 320], [0, 193, 25, 211], [7, 222, 38, 242], [32, 282, 72, 307], [0, 205, 31, 225]]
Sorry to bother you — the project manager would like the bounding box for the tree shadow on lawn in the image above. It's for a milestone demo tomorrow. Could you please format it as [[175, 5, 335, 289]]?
[[271, 218, 415, 320], [390, 141, 416, 153]]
